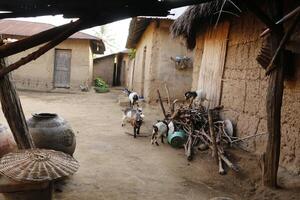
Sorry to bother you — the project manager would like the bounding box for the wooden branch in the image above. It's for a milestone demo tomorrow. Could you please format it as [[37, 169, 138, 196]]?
[[260, 6, 300, 37], [266, 13, 300, 75], [157, 89, 167, 119], [0, 58, 34, 149], [0, 21, 85, 59], [208, 109, 218, 164], [164, 83, 171, 109], [235, 0, 280, 34], [0, 19, 83, 78]]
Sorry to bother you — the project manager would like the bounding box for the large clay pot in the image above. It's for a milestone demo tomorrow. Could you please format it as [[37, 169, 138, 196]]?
[[27, 113, 76, 155], [0, 124, 17, 158]]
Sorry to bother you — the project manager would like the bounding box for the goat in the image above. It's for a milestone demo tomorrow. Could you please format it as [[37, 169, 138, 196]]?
[[184, 89, 207, 105], [151, 120, 169, 146], [123, 88, 139, 107], [122, 107, 144, 138]]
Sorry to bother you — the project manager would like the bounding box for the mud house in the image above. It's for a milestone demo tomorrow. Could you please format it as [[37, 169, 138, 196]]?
[[0, 20, 105, 91], [171, 1, 300, 174], [126, 17, 193, 102], [93, 50, 129, 86]]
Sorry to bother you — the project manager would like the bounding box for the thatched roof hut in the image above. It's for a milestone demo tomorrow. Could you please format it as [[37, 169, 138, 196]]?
[[171, 0, 300, 180], [171, 0, 239, 49]]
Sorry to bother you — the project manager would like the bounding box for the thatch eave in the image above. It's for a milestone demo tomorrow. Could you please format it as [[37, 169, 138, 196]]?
[[171, 0, 239, 50]]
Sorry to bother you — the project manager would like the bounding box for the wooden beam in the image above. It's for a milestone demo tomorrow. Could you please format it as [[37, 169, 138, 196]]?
[[0, 57, 34, 149], [263, 0, 285, 188], [266, 13, 300, 75], [235, 0, 281, 34], [0, 20, 84, 59], [0, 19, 83, 78], [260, 6, 300, 37]]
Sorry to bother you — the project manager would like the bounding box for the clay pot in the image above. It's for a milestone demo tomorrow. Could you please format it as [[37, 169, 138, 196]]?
[[0, 124, 17, 158], [27, 113, 76, 155]]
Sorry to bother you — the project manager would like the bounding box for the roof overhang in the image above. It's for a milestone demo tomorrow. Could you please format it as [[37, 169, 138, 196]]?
[[0, 1, 212, 28]]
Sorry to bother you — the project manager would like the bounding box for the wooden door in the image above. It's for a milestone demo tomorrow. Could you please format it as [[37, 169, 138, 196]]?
[[54, 49, 71, 88], [197, 22, 230, 108]]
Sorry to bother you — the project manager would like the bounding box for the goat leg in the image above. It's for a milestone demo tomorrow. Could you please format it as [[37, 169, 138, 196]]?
[[161, 135, 164, 144], [218, 156, 226, 175], [155, 141, 159, 146], [151, 132, 155, 144], [133, 127, 136, 138]]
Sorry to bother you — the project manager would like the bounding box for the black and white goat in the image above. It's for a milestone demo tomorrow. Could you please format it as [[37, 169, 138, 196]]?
[[151, 120, 169, 146], [184, 89, 207, 105], [122, 107, 144, 138], [123, 88, 139, 107]]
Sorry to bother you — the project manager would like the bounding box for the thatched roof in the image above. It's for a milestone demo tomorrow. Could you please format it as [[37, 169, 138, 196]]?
[[126, 17, 174, 49], [171, 0, 239, 49]]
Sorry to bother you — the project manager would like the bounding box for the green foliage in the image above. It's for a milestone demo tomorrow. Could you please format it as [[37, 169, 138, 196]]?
[[94, 77, 109, 93], [128, 48, 136, 60]]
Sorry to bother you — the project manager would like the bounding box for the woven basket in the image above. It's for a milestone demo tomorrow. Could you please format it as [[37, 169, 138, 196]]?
[[0, 149, 79, 182]]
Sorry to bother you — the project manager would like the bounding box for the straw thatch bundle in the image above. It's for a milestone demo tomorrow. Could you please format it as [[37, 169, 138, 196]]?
[[171, 0, 238, 49]]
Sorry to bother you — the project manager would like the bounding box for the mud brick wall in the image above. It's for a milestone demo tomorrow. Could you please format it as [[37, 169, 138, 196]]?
[[219, 13, 300, 174]]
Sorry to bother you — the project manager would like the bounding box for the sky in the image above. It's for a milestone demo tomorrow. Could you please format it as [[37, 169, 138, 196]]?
[[13, 7, 187, 55]]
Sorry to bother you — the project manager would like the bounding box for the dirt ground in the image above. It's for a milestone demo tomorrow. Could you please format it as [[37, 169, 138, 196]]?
[[0, 89, 299, 200]]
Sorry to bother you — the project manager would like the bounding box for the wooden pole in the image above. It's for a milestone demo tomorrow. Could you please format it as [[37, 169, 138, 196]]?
[[208, 109, 218, 164], [0, 22, 80, 59], [263, 0, 285, 188], [0, 57, 34, 149], [157, 89, 167, 119], [0, 19, 83, 78], [164, 83, 171, 109]]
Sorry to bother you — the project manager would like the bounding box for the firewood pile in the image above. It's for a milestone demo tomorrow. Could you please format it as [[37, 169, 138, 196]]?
[[157, 90, 239, 175]]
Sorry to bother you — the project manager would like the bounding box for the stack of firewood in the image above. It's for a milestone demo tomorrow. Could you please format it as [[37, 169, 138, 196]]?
[[157, 90, 238, 175]]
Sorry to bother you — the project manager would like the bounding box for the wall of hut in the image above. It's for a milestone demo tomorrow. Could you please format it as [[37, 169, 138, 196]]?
[[193, 12, 300, 174], [8, 38, 93, 91], [93, 55, 116, 86], [129, 20, 193, 102]]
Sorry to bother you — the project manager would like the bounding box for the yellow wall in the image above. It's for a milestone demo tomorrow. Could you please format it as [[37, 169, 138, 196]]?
[[7, 38, 92, 91], [129, 20, 193, 102]]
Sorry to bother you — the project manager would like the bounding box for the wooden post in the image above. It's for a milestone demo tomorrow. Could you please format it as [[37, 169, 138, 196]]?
[[157, 89, 167, 119], [0, 58, 34, 149], [208, 109, 218, 164], [263, 0, 284, 188]]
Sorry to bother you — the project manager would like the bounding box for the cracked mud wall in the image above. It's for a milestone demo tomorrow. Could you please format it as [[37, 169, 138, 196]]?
[[194, 12, 300, 174]]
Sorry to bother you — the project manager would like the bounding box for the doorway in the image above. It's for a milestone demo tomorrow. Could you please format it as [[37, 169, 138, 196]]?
[[53, 49, 72, 88]]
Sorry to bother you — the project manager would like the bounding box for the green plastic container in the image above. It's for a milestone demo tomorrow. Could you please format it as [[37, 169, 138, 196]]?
[[94, 87, 109, 93], [168, 130, 187, 148]]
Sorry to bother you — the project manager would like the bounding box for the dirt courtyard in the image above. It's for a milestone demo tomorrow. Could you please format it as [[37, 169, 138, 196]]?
[[0, 89, 299, 200]]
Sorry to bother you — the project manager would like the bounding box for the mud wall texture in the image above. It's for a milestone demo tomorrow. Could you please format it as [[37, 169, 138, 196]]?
[[194, 12, 300, 174], [7, 38, 93, 91], [130, 20, 193, 102]]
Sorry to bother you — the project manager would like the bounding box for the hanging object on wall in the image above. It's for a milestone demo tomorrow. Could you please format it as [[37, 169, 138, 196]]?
[[170, 56, 192, 70]]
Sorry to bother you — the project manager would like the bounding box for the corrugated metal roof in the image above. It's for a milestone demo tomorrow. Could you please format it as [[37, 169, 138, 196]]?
[[0, 19, 100, 41]]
